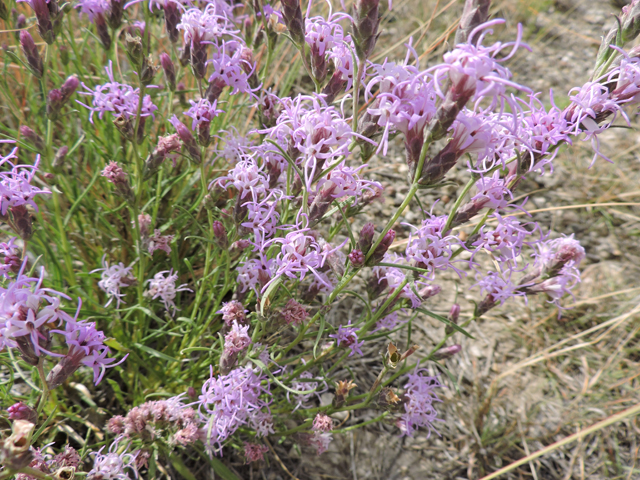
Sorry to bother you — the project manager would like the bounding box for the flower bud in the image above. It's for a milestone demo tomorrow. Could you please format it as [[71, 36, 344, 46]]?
[[144, 134, 180, 179], [20, 31, 43, 79], [348, 248, 365, 268], [95, 13, 111, 50], [212, 221, 228, 249], [366, 229, 395, 266], [357, 222, 375, 254], [31, 0, 55, 44], [352, 0, 380, 60], [367, 271, 388, 300], [205, 78, 227, 103], [163, 1, 180, 43], [170, 115, 201, 164], [101, 161, 133, 201], [160, 52, 176, 92], [281, 0, 305, 47], [432, 344, 462, 360], [107, 0, 123, 29], [454, 0, 491, 44], [190, 34, 208, 80], [15, 14, 27, 41], [20, 126, 45, 152], [59, 44, 69, 65], [445, 303, 460, 335], [321, 71, 347, 104], [310, 44, 327, 84], [52, 145, 68, 169], [7, 402, 38, 424], [138, 213, 152, 237]]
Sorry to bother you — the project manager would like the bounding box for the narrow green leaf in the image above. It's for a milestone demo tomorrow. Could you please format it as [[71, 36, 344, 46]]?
[[415, 308, 475, 339], [133, 343, 180, 363]]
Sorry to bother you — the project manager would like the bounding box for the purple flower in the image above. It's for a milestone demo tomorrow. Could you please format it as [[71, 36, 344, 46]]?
[[434, 20, 531, 106], [397, 365, 442, 437], [312, 414, 333, 432], [75, 0, 109, 22], [223, 320, 251, 354], [0, 150, 50, 216], [264, 229, 336, 292], [218, 300, 247, 326], [177, 3, 239, 46], [78, 61, 158, 122], [469, 170, 513, 210], [475, 268, 526, 307], [49, 320, 128, 387], [184, 98, 223, 131], [197, 365, 272, 453], [148, 229, 174, 255], [145, 270, 191, 314], [215, 158, 268, 201], [101, 161, 127, 183], [0, 267, 75, 357], [92, 256, 134, 308], [0, 237, 22, 278], [472, 213, 537, 265], [87, 436, 139, 480], [329, 322, 364, 357], [373, 311, 407, 332], [244, 442, 269, 463], [208, 42, 258, 96], [236, 256, 275, 294], [308, 431, 332, 455], [405, 215, 462, 279]]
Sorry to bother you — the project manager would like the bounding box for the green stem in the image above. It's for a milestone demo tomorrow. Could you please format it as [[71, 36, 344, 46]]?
[[35, 358, 49, 416], [442, 176, 475, 234]]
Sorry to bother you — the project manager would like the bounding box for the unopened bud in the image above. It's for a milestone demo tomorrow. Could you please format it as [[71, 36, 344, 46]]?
[[366, 229, 395, 266], [31, 0, 55, 44], [212, 221, 228, 249], [357, 222, 375, 254], [445, 303, 460, 335], [348, 248, 365, 268], [190, 36, 208, 80], [107, 0, 123, 28], [163, 1, 180, 43], [0, 0, 9, 22], [95, 13, 111, 50], [7, 402, 37, 424], [321, 71, 347, 104], [160, 52, 176, 91], [20, 31, 43, 79], [455, 0, 491, 44], [140, 56, 158, 85], [170, 115, 201, 164], [59, 45, 69, 65], [352, 0, 380, 60], [432, 344, 462, 360], [19, 126, 45, 152], [280, 0, 305, 46]]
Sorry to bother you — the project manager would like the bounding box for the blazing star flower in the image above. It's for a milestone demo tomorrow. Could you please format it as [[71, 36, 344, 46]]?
[[223, 320, 251, 354], [281, 299, 308, 325], [0, 266, 76, 357], [397, 364, 443, 437], [145, 270, 191, 314], [93, 256, 134, 308], [215, 157, 268, 201], [217, 300, 247, 326], [75, 0, 109, 22], [77, 61, 158, 122], [433, 20, 531, 106], [286, 368, 325, 411], [208, 42, 258, 96], [0, 149, 50, 216], [0, 237, 22, 278], [184, 98, 223, 131], [405, 215, 462, 280], [472, 213, 538, 265], [244, 442, 268, 463], [177, 3, 239, 46], [197, 365, 272, 453], [236, 256, 275, 294], [48, 320, 128, 387], [308, 431, 332, 455], [329, 322, 364, 357], [87, 437, 139, 480], [148, 229, 174, 255], [312, 414, 333, 432], [264, 229, 337, 292]]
